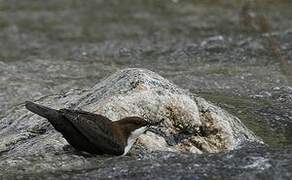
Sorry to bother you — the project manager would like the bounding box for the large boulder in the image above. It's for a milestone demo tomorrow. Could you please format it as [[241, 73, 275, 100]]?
[[0, 68, 261, 156]]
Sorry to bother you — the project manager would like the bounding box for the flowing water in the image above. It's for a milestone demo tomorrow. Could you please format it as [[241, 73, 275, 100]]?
[[0, 0, 292, 179]]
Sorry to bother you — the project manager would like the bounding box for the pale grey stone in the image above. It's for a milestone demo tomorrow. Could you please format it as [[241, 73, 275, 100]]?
[[0, 68, 261, 156]]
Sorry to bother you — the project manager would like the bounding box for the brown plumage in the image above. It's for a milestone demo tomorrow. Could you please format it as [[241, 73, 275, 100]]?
[[25, 101, 155, 155]]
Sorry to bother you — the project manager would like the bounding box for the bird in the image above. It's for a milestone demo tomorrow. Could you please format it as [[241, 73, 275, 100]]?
[[25, 101, 160, 156]]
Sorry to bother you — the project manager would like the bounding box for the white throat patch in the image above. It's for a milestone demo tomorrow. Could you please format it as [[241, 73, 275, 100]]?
[[122, 126, 147, 156]]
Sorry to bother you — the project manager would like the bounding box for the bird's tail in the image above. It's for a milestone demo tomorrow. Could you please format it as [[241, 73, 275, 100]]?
[[25, 101, 61, 120]]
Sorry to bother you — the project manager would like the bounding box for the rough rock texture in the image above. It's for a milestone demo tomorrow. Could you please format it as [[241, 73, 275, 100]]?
[[1, 0, 292, 179], [1, 146, 292, 180], [0, 68, 260, 157]]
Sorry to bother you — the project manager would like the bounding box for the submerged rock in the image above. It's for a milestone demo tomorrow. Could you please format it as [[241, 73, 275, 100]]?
[[0, 68, 261, 156]]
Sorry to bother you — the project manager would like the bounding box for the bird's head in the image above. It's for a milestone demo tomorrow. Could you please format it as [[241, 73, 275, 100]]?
[[114, 117, 163, 140], [114, 117, 164, 155]]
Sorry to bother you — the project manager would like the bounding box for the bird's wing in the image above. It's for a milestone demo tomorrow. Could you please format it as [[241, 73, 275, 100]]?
[[60, 109, 125, 155]]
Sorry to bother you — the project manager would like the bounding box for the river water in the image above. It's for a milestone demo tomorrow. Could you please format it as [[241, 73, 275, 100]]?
[[0, 0, 292, 179]]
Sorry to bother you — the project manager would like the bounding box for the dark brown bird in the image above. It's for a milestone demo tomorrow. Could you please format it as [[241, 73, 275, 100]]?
[[25, 101, 158, 155]]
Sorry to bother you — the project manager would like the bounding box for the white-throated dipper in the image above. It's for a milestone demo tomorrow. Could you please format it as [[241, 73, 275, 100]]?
[[25, 101, 159, 156]]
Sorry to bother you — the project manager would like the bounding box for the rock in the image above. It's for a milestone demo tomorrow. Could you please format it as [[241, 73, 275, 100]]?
[[2, 146, 291, 180], [0, 68, 261, 157]]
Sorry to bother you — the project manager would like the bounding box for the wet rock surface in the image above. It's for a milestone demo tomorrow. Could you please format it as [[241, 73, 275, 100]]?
[[1, 146, 292, 179], [0, 68, 260, 158], [1, 0, 292, 179]]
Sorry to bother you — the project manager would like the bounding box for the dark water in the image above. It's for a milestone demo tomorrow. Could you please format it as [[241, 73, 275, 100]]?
[[0, 0, 292, 179]]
